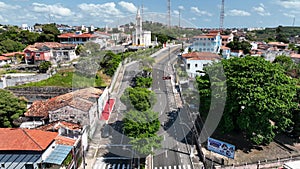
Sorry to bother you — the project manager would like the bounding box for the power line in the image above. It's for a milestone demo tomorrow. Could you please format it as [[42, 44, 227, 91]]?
[[167, 0, 171, 27]]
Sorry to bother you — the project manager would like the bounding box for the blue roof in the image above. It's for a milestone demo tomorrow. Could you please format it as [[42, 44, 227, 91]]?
[[44, 145, 73, 165]]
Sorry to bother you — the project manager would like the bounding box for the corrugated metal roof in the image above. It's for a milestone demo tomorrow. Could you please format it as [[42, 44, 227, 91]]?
[[44, 145, 72, 165]]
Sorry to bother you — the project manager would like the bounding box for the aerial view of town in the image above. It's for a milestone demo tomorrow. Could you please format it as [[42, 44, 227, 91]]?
[[1, 0, 300, 169]]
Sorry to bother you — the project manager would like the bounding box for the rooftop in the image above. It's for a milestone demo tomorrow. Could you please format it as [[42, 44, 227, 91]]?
[[25, 87, 103, 118], [182, 52, 221, 61], [37, 120, 82, 131], [0, 128, 57, 151], [58, 33, 96, 38]]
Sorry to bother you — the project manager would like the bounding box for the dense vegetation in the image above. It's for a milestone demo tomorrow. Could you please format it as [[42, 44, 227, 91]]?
[[0, 89, 27, 127], [247, 26, 300, 43], [196, 56, 298, 144], [0, 24, 60, 54]]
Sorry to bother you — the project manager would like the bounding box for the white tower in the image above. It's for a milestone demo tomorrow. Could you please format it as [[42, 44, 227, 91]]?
[[135, 8, 143, 45]]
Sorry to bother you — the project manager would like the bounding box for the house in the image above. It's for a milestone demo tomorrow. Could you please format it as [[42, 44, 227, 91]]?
[[0, 128, 57, 169], [221, 33, 234, 46], [189, 30, 222, 54], [268, 42, 288, 50], [58, 32, 97, 45], [1, 52, 25, 64], [24, 87, 110, 136], [181, 52, 221, 77], [221, 46, 231, 59], [231, 50, 244, 57], [24, 42, 77, 64]]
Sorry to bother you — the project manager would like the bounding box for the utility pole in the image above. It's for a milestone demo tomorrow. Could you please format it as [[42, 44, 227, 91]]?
[[179, 9, 181, 28]]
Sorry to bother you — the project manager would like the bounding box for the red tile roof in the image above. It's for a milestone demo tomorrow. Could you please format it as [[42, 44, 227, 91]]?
[[291, 53, 300, 59], [58, 33, 96, 38], [0, 56, 10, 61], [36, 120, 82, 131], [268, 42, 288, 47], [182, 52, 221, 61], [221, 46, 230, 50], [55, 135, 76, 146], [25, 87, 103, 118], [1, 52, 25, 57], [0, 128, 57, 151], [24, 42, 76, 51]]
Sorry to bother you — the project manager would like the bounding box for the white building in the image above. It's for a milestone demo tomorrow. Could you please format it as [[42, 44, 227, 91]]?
[[189, 31, 222, 54], [132, 9, 152, 47], [181, 52, 221, 77]]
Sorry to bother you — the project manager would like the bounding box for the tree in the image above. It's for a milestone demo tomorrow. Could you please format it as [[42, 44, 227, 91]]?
[[38, 61, 52, 73], [226, 40, 252, 54], [0, 89, 27, 127], [273, 55, 294, 71], [197, 56, 298, 144], [124, 109, 162, 155], [121, 87, 156, 112]]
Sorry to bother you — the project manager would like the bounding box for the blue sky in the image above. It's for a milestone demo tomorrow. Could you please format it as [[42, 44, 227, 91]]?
[[0, 0, 299, 28]]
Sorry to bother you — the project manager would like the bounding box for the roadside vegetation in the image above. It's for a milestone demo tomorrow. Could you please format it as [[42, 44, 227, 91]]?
[[121, 60, 161, 159], [197, 56, 298, 145]]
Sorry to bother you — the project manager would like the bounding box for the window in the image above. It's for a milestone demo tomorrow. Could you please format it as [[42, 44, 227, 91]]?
[[35, 53, 40, 58], [187, 63, 190, 69], [1, 163, 5, 168], [203, 64, 208, 67], [195, 64, 198, 67], [200, 38, 202, 40]]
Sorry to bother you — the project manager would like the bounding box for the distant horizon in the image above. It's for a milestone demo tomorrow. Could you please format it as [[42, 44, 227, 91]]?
[[0, 0, 299, 29]]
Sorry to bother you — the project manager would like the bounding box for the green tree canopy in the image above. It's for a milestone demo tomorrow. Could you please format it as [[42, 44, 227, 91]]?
[[121, 87, 156, 112], [124, 109, 162, 155], [0, 89, 27, 127], [197, 56, 298, 144], [226, 40, 252, 54]]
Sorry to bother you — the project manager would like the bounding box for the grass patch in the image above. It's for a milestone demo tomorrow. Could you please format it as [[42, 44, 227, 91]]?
[[14, 70, 107, 88]]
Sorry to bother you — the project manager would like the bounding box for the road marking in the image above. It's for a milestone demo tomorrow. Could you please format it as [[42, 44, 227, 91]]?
[[174, 166, 177, 169], [112, 164, 116, 169], [178, 166, 181, 169], [164, 166, 167, 169], [117, 164, 120, 169], [187, 165, 191, 169], [165, 150, 168, 158], [163, 135, 165, 141], [127, 164, 130, 169], [169, 166, 172, 169], [159, 167, 162, 169], [122, 164, 125, 169], [183, 165, 186, 169]]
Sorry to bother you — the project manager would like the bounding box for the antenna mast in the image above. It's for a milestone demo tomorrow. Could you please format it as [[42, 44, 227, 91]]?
[[167, 0, 171, 27], [219, 0, 225, 30]]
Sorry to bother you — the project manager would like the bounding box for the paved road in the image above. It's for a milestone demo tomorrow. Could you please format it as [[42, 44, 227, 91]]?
[[151, 46, 198, 169]]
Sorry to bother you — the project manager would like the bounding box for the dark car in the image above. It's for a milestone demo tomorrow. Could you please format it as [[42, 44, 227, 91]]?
[[162, 76, 171, 80], [101, 124, 111, 138]]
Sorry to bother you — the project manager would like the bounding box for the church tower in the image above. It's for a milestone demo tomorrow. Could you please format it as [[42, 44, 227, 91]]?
[[135, 8, 143, 45]]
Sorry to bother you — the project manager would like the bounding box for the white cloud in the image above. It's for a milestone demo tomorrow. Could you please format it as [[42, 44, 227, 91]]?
[[227, 9, 251, 16], [32, 3, 72, 17], [189, 17, 196, 21], [253, 4, 270, 16], [118, 1, 137, 13], [190, 7, 212, 16], [173, 10, 179, 15], [0, 2, 20, 10], [277, 0, 300, 9], [178, 6, 184, 10], [283, 13, 295, 18], [78, 3, 121, 18]]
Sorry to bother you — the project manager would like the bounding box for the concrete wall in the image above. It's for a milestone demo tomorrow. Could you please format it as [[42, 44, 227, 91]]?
[[1, 73, 50, 89]]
